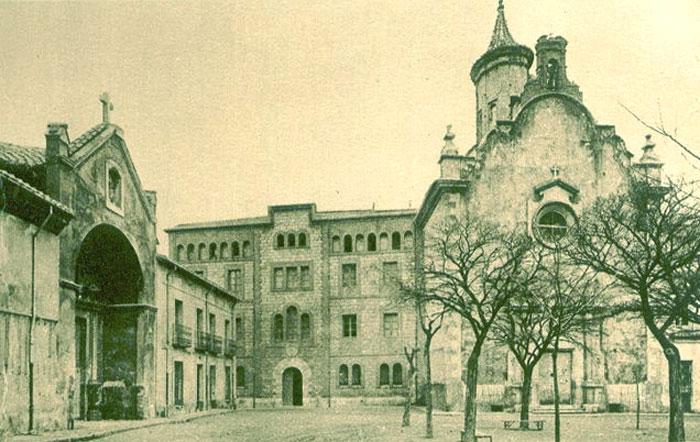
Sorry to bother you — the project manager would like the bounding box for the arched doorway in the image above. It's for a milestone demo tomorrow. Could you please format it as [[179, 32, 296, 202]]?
[[75, 224, 144, 418], [282, 367, 303, 406]]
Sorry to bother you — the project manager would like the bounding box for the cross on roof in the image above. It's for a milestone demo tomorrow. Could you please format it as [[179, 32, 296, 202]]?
[[550, 165, 560, 177], [99, 92, 114, 124]]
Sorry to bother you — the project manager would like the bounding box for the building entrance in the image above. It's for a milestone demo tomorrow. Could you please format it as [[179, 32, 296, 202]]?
[[282, 367, 303, 406]]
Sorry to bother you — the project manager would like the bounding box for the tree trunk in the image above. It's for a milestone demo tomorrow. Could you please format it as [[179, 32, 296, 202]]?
[[664, 344, 685, 442], [425, 337, 434, 438], [635, 373, 640, 430], [461, 347, 481, 442], [552, 338, 561, 442], [519, 365, 534, 429]]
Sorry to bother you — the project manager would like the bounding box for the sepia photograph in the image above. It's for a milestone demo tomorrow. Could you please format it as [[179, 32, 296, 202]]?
[[1, 1, 699, 441]]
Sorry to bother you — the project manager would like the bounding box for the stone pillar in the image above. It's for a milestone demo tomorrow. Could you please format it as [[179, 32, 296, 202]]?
[[136, 307, 157, 418]]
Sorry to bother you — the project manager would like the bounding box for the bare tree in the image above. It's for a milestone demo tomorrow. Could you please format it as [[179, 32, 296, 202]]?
[[421, 216, 534, 442], [402, 346, 418, 427], [567, 178, 700, 442]]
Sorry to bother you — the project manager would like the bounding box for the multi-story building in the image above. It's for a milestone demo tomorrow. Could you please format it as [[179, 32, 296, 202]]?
[[165, 204, 417, 406]]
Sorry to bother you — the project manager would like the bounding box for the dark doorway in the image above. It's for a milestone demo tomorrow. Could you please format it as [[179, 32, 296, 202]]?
[[681, 361, 693, 412], [282, 367, 303, 406], [75, 317, 88, 419], [196, 364, 204, 410]]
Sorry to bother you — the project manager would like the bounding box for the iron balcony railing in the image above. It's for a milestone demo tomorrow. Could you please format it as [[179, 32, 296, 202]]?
[[172, 323, 192, 349], [195, 331, 211, 352], [210, 334, 223, 355], [224, 339, 236, 357]]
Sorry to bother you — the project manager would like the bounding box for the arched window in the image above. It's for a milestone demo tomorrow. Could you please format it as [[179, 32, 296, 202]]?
[[232, 241, 240, 257], [176, 245, 185, 261], [276, 234, 285, 248], [298, 232, 307, 248], [343, 235, 353, 253], [186, 244, 195, 261], [391, 232, 401, 250], [273, 314, 284, 342], [355, 234, 365, 252], [300, 313, 311, 341], [198, 243, 206, 261], [351, 364, 362, 386], [242, 241, 251, 257], [339, 364, 349, 386], [236, 366, 246, 387], [209, 243, 217, 260], [392, 363, 403, 386], [379, 364, 390, 386], [220, 242, 229, 259], [379, 233, 389, 251], [332, 236, 341, 253], [286, 306, 298, 341], [367, 233, 377, 252], [403, 231, 414, 249], [107, 166, 122, 209], [287, 233, 296, 248]]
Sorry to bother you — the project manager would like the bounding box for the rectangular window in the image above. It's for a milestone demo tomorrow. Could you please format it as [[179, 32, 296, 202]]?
[[224, 319, 231, 342], [209, 313, 216, 335], [273, 267, 285, 290], [235, 317, 243, 341], [383, 313, 399, 337], [174, 361, 184, 406], [196, 308, 204, 332], [382, 262, 399, 286], [300, 266, 311, 289], [286, 267, 299, 290], [174, 300, 183, 326], [342, 314, 357, 338], [227, 269, 243, 296], [342, 263, 357, 288], [209, 365, 217, 402], [225, 366, 232, 403]]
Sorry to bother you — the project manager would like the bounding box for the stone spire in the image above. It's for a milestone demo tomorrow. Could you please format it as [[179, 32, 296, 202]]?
[[488, 0, 517, 50]]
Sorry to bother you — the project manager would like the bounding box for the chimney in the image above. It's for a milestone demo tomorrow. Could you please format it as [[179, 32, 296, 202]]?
[[45, 122, 70, 202]]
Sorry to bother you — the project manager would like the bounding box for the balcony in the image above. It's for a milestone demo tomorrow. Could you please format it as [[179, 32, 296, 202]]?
[[224, 339, 237, 357], [210, 334, 223, 355], [172, 324, 192, 349], [195, 331, 211, 352]]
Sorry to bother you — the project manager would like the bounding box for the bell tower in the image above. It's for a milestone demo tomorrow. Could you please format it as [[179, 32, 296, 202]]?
[[470, 0, 533, 145]]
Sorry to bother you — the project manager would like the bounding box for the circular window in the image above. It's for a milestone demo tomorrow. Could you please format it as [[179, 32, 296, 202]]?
[[534, 203, 576, 245]]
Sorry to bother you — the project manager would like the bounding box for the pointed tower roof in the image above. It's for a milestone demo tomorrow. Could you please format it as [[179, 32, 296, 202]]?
[[470, 1, 533, 83], [488, 0, 517, 50]]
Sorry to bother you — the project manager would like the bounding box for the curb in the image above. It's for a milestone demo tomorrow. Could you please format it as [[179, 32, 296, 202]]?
[[16, 409, 234, 442]]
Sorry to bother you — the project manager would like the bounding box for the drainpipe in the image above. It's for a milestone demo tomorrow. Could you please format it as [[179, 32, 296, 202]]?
[[164, 270, 173, 416], [29, 207, 53, 433]]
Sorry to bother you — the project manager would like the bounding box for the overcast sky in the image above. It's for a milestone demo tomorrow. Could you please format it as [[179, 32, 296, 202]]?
[[1, 1, 699, 251]]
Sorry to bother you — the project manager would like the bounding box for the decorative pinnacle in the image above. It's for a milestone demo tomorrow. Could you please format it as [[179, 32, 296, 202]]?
[[441, 124, 458, 156], [644, 134, 655, 152], [444, 124, 455, 141], [488, 0, 516, 50]]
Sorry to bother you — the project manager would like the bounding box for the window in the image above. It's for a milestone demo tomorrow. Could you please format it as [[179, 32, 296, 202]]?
[[232, 241, 240, 257], [367, 233, 377, 252], [352, 364, 362, 386], [382, 262, 399, 286], [273, 314, 284, 342], [187, 244, 195, 261], [332, 235, 341, 253], [392, 363, 403, 386], [236, 366, 246, 388], [225, 319, 231, 343], [220, 242, 229, 259], [403, 231, 413, 249], [174, 361, 184, 406], [339, 365, 349, 386], [225, 366, 232, 403], [209, 365, 216, 401], [300, 313, 311, 341], [355, 234, 365, 252], [274, 268, 285, 290], [196, 308, 204, 332], [342, 263, 357, 288], [175, 300, 184, 326], [342, 314, 357, 337], [391, 232, 401, 250], [235, 317, 243, 341], [228, 269, 243, 296], [298, 232, 307, 247], [379, 233, 389, 251], [107, 166, 122, 210], [488, 99, 497, 125], [286, 267, 299, 290], [383, 313, 398, 337], [286, 306, 298, 341], [379, 364, 390, 386], [534, 203, 575, 246], [209, 243, 217, 260], [242, 241, 251, 257], [276, 234, 285, 248], [198, 243, 206, 261], [176, 245, 184, 261], [287, 233, 296, 248], [209, 313, 216, 335], [343, 235, 353, 253], [300, 266, 311, 290]]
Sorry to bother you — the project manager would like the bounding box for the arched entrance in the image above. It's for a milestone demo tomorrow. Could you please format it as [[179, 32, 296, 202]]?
[[282, 367, 303, 406], [75, 224, 144, 418]]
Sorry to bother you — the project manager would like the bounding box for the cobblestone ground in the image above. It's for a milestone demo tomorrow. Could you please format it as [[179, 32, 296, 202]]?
[[100, 408, 700, 442]]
